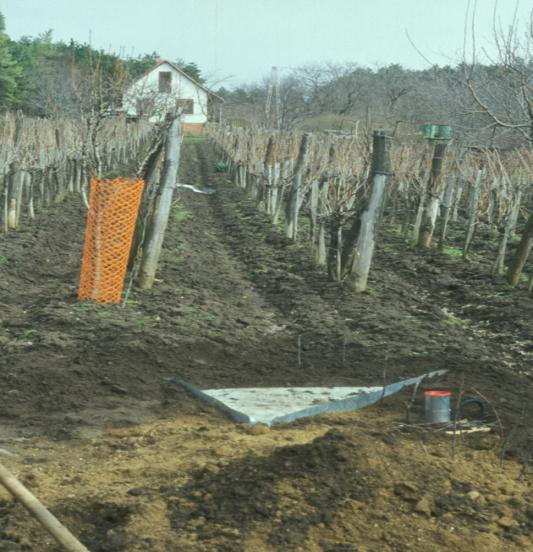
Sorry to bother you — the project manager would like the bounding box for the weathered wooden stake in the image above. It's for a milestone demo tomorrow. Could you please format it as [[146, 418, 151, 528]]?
[[507, 212, 533, 287], [285, 173, 303, 239], [8, 162, 21, 229], [344, 130, 391, 292], [418, 141, 448, 248], [285, 133, 310, 239], [138, 117, 182, 289], [315, 181, 329, 266], [0, 463, 89, 552], [1, 172, 7, 233], [463, 166, 483, 260], [309, 180, 319, 243], [412, 180, 427, 244], [438, 174, 456, 251], [492, 181, 523, 275]]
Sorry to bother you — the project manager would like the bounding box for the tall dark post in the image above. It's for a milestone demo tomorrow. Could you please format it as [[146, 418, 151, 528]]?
[[344, 130, 391, 292], [418, 140, 448, 248]]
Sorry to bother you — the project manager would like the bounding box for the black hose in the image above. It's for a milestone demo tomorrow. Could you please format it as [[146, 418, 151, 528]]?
[[455, 396, 489, 422]]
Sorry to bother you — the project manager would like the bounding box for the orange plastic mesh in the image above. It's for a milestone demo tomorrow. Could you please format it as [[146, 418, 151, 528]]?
[[78, 177, 144, 304]]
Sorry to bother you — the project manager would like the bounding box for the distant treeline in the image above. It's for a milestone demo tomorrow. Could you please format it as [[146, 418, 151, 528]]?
[[218, 58, 533, 148], [0, 11, 203, 116]]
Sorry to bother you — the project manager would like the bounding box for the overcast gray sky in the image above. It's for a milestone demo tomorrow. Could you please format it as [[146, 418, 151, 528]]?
[[0, 0, 530, 87]]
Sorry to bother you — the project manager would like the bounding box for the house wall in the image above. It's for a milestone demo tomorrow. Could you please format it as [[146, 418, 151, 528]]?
[[181, 123, 206, 136], [124, 62, 209, 124]]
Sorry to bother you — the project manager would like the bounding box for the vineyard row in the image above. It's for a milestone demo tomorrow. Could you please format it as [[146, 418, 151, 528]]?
[[0, 113, 152, 233], [207, 124, 533, 290]]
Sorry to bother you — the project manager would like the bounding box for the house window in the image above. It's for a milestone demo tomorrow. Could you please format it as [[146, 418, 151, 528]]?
[[176, 99, 194, 114], [158, 71, 171, 93]]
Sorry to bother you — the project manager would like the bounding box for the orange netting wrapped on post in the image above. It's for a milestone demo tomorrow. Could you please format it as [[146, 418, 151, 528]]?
[[78, 177, 144, 304]]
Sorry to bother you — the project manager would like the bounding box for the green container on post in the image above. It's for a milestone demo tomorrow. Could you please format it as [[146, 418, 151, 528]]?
[[421, 124, 438, 139], [435, 125, 453, 140], [420, 124, 453, 141]]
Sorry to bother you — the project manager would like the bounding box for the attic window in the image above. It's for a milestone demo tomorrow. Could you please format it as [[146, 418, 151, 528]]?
[[158, 71, 171, 93], [176, 99, 194, 114]]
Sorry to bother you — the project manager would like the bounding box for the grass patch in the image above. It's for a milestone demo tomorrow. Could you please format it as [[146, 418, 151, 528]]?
[[215, 160, 228, 172], [405, 314, 425, 326], [442, 245, 463, 257], [73, 303, 92, 311], [183, 135, 206, 144], [365, 283, 384, 298], [173, 203, 192, 222], [0, 256, 8, 266], [97, 310, 112, 318], [17, 328, 36, 340], [176, 240, 191, 254], [389, 224, 405, 236], [178, 304, 216, 321], [443, 315, 468, 327]]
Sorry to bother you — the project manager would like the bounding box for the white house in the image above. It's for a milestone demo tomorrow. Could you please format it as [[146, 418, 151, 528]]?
[[123, 60, 223, 135]]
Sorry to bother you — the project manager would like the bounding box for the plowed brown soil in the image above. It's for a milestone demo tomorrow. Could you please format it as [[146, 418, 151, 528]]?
[[0, 141, 531, 551]]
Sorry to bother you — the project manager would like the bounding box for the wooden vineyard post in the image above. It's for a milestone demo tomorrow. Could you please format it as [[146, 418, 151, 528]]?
[[138, 116, 182, 290], [264, 136, 275, 216], [309, 180, 319, 245], [310, 180, 329, 266], [343, 130, 391, 292], [1, 171, 7, 233], [437, 174, 456, 251], [285, 173, 303, 239], [7, 162, 21, 229], [507, 212, 533, 287], [492, 181, 523, 275], [418, 141, 448, 248], [463, 164, 483, 260], [233, 163, 240, 188], [74, 158, 82, 193], [451, 180, 464, 222], [24, 171, 34, 220], [412, 179, 427, 244], [15, 169, 29, 227], [285, 133, 310, 240], [316, 181, 329, 266], [269, 162, 281, 218], [273, 159, 291, 225], [239, 164, 247, 190]]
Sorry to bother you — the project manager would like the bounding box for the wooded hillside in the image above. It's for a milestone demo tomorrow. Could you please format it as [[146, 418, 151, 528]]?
[[0, 11, 203, 117]]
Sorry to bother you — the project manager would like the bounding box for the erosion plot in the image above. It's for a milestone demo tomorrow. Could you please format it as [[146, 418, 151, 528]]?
[[171, 369, 446, 425], [0, 142, 532, 551]]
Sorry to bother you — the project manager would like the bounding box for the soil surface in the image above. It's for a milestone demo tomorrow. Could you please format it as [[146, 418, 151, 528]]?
[[0, 141, 532, 551]]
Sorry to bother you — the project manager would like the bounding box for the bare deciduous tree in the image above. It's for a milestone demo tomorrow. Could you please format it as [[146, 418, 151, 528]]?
[[462, 4, 533, 145]]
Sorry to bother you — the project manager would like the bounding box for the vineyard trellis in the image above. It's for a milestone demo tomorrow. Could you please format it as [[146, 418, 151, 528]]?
[[207, 124, 533, 290], [0, 112, 152, 233]]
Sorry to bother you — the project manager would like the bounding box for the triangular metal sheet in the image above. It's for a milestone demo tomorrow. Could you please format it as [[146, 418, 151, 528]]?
[[171, 369, 447, 426]]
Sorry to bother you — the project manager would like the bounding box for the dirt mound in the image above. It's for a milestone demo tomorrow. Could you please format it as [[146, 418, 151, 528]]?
[[166, 426, 532, 551], [170, 430, 380, 549]]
